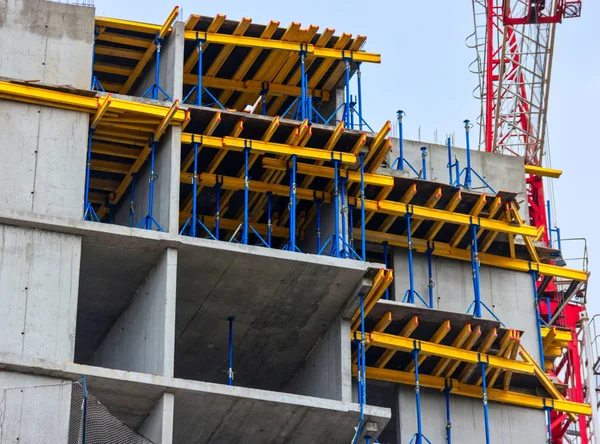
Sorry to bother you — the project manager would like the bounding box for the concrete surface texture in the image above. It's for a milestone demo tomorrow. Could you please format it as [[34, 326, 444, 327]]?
[[0, 353, 391, 443], [0, 224, 80, 362], [388, 138, 529, 220], [0, 0, 94, 89], [138, 392, 175, 444], [90, 248, 177, 377], [0, 102, 88, 219], [175, 239, 375, 391], [396, 385, 547, 443]]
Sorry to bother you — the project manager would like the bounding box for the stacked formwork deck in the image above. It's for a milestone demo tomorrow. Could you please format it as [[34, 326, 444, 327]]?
[[0, 1, 593, 443]]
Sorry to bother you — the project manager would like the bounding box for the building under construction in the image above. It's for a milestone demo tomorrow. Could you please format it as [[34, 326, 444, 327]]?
[[0, 0, 596, 443]]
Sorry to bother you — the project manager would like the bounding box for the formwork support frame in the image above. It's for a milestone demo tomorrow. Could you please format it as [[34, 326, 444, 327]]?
[[453, 120, 496, 193], [141, 35, 173, 102], [402, 211, 431, 308], [135, 139, 165, 231], [408, 345, 432, 444]]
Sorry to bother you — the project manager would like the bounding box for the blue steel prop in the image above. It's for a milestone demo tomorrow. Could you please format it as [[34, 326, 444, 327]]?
[[390, 111, 424, 179], [141, 36, 173, 101], [352, 293, 367, 444], [136, 140, 165, 231], [285, 155, 302, 252], [129, 173, 137, 227], [466, 224, 501, 322], [82, 375, 89, 444], [531, 271, 547, 367], [480, 362, 492, 444], [83, 129, 100, 222], [383, 241, 390, 299], [215, 181, 222, 240], [229, 143, 269, 247], [318, 160, 362, 260], [402, 212, 432, 308], [426, 244, 435, 308], [452, 120, 496, 193], [91, 29, 105, 92], [444, 386, 452, 444], [180, 140, 217, 239], [409, 346, 432, 444], [546, 199, 562, 250], [227, 316, 234, 386]]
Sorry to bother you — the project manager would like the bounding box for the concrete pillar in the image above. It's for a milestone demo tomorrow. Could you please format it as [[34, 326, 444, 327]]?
[[0, 225, 81, 361], [115, 126, 181, 234], [139, 392, 175, 444], [133, 22, 184, 101], [318, 87, 345, 127], [90, 248, 177, 376], [284, 317, 352, 402], [0, 0, 94, 89]]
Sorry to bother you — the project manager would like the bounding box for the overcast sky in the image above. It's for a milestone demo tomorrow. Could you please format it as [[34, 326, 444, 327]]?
[[94, 0, 600, 315]]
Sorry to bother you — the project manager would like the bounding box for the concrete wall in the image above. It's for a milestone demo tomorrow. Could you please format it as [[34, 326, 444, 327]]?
[[0, 0, 94, 89], [284, 317, 351, 402], [138, 392, 174, 444], [392, 251, 540, 362], [115, 126, 181, 234], [0, 371, 72, 443], [396, 385, 547, 443], [0, 102, 88, 219], [90, 248, 177, 376], [303, 184, 349, 255], [133, 22, 184, 101], [387, 138, 528, 219], [0, 225, 81, 362]]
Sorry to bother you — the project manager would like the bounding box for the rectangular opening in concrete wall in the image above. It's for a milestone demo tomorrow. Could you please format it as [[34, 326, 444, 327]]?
[[74, 228, 169, 369], [174, 237, 376, 394]]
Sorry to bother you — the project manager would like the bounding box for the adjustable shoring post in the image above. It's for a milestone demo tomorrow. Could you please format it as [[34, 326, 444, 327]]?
[[227, 316, 235, 386], [349, 203, 355, 249], [444, 386, 452, 444], [83, 128, 100, 222], [544, 406, 552, 442], [243, 142, 251, 245], [470, 223, 482, 317], [357, 62, 363, 131], [90, 29, 104, 92], [316, 198, 322, 252], [300, 48, 308, 121], [195, 38, 203, 106], [191, 142, 199, 237], [447, 137, 455, 186], [215, 180, 222, 240], [397, 110, 405, 170], [410, 345, 432, 444], [344, 59, 351, 127], [136, 140, 165, 231], [403, 212, 430, 307], [261, 82, 269, 116], [480, 362, 491, 444], [267, 191, 272, 247], [289, 155, 297, 251], [129, 172, 137, 227], [359, 151, 366, 261], [427, 244, 435, 308], [464, 120, 473, 189], [333, 160, 341, 257], [340, 176, 348, 258], [420, 147, 427, 180], [383, 241, 389, 299], [353, 292, 367, 444], [141, 36, 172, 101], [82, 375, 88, 444]]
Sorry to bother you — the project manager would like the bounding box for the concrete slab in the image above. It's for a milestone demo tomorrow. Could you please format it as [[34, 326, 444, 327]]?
[[0, 353, 391, 443], [175, 236, 378, 391]]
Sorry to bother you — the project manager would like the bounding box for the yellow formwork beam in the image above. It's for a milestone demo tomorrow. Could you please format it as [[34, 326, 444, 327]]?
[[353, 330, 533, 374], [154, 100, 180, 141], [350, 269, 393, 331], [405, 320, 451, 372], [184, 30, 381, 63], [374, 316, 419, 369], [119, 6, 179, 95], [180, 133, 356, 163], [0, 81, 187, 122], [95, 17, 162, 34], [425, 190, 462, 240], [261, 158, 394, 188], [432, 324, 473, 377], [353, 311, 393, 364], [183, 74, 330, 100], [525, 165, 563, 178], [90, 95, 112, 129], [96, 32, 152, 49], [354, 229, 588, 282], [356, 366, 591, 416], [449, 194, 487, 247]]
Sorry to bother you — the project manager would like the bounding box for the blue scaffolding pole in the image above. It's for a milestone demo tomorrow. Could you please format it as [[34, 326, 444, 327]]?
[[229, 143, 269, 247], [531, 271, 547, 367], [402, 212, 431, 307], [316, 198, 322, 252], [444, 386, 452, 444], [183, 36, 226, 110], [83, 128, 100, 222], [409, 345, 432, 444], [286, 155, 301, 252], [266, 192, 272, 247], [480, 362, 492, 444], [390, 111, 421, 178], [180, 139, 217, 239], [426, 244, 435, 308], [453, 120, 496, 193], [383, 241, 389, 299], [215, 181, 222, 240], [129, 173, 137, 227], [352, 293, 367, 444], [359, 152, 366, 261], [136, 140, 165, 231], [81, 375, 88, 444], [466, 224, 501, 321], [447, 137, 459, 186], [227, 316, 234, 386], [141, 36, 173, 101]]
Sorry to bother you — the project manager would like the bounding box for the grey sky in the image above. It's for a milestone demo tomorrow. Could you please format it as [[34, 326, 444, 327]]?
[[94, 0, 600, 314]]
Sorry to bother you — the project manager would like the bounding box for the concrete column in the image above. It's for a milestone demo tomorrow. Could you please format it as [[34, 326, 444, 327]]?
[[318, 87, 345, 127], [139, 392, 175, 444], [114, 125, 181, 234], [0, 225, 81, 361], [133, 22, 184, 101], [90, 248, 177, 376], [0, 0, 94, 89], [284, 317, 352, 402]]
